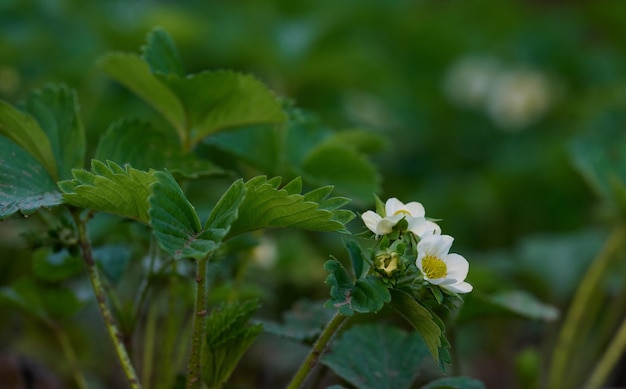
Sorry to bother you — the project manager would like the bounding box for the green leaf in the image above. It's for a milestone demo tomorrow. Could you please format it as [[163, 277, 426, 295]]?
[[58, 160, 155, 223], [25, 84, 85, 180], [98, 53, 186, 141], [0, 136, 63, 220], [389, 288, 444, 364], [0, 277, 82, 321], [161, 70, 287, 145], [202, 300, 263, 389], [324, 259, 390, 316], [298, 142, 380, 202], [32, 248, 83, 283], [93, 245, 132, 285], [95, 119, 221, 178], [485, 290, 559, 321], [260, 299, 335, 342], [327, 129, 388, 154], [421, 377, 486, 389], [345, 239, 367, 279], [322, 323, 430, 389], [0, 101, 57, 179], [141, 27, 185, 76], [227, 176, 354, 236]]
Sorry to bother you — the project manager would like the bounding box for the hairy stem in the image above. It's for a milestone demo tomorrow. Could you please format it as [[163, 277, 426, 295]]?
[[548, 225, 625, 389], [584, 314, 626, 389], [73, 211, 142, 389], [186, 256, 209, 389], [286, 312, 348, 389]]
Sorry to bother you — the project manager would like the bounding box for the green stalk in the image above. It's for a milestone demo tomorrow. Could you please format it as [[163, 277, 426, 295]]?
[[584, 314, 626, 389], [186, 256, 210, 389], [73, 212, 142, 389], [286, 312, 348, 389], [548, 225, 625, 389]]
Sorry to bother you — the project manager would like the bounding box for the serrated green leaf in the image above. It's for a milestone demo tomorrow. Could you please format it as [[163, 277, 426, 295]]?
[[58, 160, 155, 223], [421, 376, 486, 389], [141, 27, 185, 76], [99, 53, 186, 142], [161, 70, 287, 145], [389, 288, 443, 364], [298, 143, 380, 202], [227, 176, 354, 236], [324, 259, 390, 316], [95, 119, 221, 178], [0, 136, 63, 220], [322, 324, 430, 389], [260, 299, 335, 342], [203, 300, 262, 388], [0, 101, 57, 179], [25, 84, 85, 180], [32, 248, 83, 282], [204, 179, 246, 234]]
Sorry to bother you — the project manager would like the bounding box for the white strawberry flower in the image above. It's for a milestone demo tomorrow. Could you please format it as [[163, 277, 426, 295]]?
[[416, 234, 472, 294], [361, 197, 440, 238]]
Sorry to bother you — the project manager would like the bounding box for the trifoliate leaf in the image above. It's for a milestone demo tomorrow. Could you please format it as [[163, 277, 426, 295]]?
[[149, 172, 246, 260], [324, 259, 390, 316], [0, 136, 62, 220], [95, 119, 221, 178], [161, 70, 287, 145], [202, 300, 262, 389], [227, 176, 354, 236], [58, 160, 155, 223], [260, 299, 335, 342], [141, 27, 185, 77], [421, 376, 486, 389], [98, 53, 186, 141], [389, 288, 444, 364], [322, 324, 430, 389], [0, 101, 57, 179], [25, 84, 85, 180]]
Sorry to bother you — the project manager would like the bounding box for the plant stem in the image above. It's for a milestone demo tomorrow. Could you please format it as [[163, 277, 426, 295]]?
[[286, 312, 348, 389], [584, 314, 626, 389], [73, 211, 142, 389], [51, 322, 88, 389], [186, 256, 210, 389], [548, 225, 625, 389]]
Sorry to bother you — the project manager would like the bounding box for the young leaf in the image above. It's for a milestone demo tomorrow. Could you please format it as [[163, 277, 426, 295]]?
[[322, 323, 430, 389], [141, 27, 185, 77], [0, 101, 57, 179], [202, 300, 263, 389], [0, 136, 63, 220], [96, 119, 221, 178], [161, 70, 287, 145], [345, 239, 366, 279], [58, 160, 155, 223], [98, 53, 186, 142], [227, 176, 354, 236], [421, 376, 486, 389], [324, 259, 390, 316], [389, 288, 444, 364], [25, 84, 85, 180]]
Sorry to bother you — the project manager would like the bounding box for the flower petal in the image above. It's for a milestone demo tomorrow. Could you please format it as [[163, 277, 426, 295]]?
[[442, 281, 473, 294], [426, 277, 457, 286], [361, 211, 382, 234], [444, 253, 469, 282], [418, 234, 454, 258], [404, 201, 425, 217], [376, 218, 397, 235], [408, 217, 441, 238], [385, 198, 404, 217]]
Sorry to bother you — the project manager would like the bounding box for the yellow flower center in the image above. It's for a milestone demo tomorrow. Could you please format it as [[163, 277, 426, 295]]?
[[392, 209, 411, 216], [422, 255, 447, 279]]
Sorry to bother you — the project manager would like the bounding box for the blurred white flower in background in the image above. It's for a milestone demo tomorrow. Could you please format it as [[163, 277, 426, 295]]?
[[443, 54, 554, 131]]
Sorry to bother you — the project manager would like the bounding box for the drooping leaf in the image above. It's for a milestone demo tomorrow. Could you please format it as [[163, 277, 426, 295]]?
[[227, 176, 354, 236], [0, 101, 57, 179], [322, 324, 430, 389], [98, 53, 186, 141], [161, 70, 287, 145], [260, 299, 335, 342], [421, 376, 486, 389], [324, 259, 390, 316], [58, 160, 155, 223], [389, 288, 444, 364], [202, 300, 262, 389], [25, 84, 85, 180], [95, 119, 221, 178], [0, 136, 63, 220], [141, 27, 185, 76], [32, 248, 83, 283]]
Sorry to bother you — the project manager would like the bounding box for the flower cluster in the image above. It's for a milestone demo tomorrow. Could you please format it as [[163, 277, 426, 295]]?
[[361, 197, 472, 294]]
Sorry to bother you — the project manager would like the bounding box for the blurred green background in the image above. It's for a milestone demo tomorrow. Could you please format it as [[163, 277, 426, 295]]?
[[2, 0, 626, 388]]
